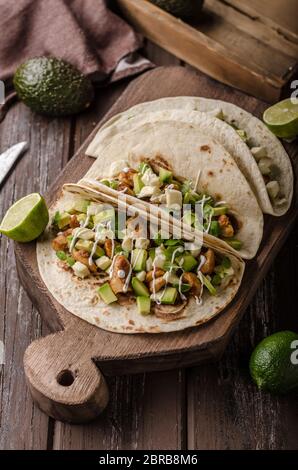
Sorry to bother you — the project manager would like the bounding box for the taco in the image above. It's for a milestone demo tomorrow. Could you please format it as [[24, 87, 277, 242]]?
[[80, 120, 264, 259], [86, 97, 293, 216], [36, 188, 244, 334]]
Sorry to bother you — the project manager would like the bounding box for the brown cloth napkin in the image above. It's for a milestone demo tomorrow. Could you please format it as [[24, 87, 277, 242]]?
[[0, 0, 153, 90]]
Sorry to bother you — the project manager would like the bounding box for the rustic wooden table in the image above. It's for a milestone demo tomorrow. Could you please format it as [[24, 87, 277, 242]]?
[[0, 42, 297, 450]]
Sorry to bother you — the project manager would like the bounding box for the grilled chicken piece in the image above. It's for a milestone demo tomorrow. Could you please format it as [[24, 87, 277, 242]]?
[[200, 249, 215, 275], [146, 268, 165, 283], [149, 277, 166, 293], [117, 182, 135, 195], [69, 214, 80, 229], [62, 228, 73, 237], [52, 235, 68, 252], [182, 272, 201, 296], [104, 239, 114, 258], [118, 168, 137, 187], [218, 214, 234, 238], [72, 249, 97, 273], [110, 255, 131, 295]]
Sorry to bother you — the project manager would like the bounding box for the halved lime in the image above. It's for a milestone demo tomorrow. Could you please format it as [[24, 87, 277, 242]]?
[[263, 98, 298, 138], [0, 193, 49, 242]]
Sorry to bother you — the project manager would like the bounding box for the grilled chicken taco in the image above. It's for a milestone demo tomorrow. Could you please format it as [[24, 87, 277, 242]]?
[[36, 188, 244, 334], [86, 97, 293, 216], [80, 120, 264, 259]]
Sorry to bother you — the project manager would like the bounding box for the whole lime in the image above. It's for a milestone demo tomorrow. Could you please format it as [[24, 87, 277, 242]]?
[[13, 57, 94, 117], [249, 331, 298, 394]]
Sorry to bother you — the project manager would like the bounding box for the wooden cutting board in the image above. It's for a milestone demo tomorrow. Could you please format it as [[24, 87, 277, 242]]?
[[15, 66, 298, 424]]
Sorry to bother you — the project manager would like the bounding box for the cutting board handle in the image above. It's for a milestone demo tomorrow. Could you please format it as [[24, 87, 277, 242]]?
[[23, 327, 109, 423]]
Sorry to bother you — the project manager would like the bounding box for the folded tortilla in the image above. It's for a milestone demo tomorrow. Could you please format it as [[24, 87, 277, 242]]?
[[36, 187, 245, 334], [82, 120, 264, 259], [86, 97, 293, 216]]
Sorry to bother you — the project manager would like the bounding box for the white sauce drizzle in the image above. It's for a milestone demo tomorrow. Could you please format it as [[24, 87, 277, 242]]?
[[197, 255, 206, 273], [196, 271, 205, 305], [194, 170, 201, 193], [117, 270, 126, 279], [123, 264, 133, 293], [178, 272, 187, 301], [109, 253, 119, 279], [214, 200, 227, 206], [69, 215, 91, 253]]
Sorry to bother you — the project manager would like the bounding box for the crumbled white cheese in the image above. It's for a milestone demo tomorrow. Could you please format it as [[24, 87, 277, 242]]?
[[109, 160, 128, 177]]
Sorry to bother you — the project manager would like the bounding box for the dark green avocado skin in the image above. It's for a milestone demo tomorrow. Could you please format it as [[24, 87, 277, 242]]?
[[13, 57, 94, 117], [150, 0, 204, 18]]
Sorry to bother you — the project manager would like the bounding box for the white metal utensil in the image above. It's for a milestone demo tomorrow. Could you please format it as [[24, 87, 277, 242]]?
[[0, 141, 28, 187]]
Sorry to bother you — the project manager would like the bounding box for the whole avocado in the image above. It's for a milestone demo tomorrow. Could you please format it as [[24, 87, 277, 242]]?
[[13, 57, 94, 117], [150, 0, 204, 18]]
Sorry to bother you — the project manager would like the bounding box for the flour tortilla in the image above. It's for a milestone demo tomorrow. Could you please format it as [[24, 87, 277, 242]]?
[[86, 97, 293, 216], [36, 189, 245, 334], [82, 120, 264, 259]]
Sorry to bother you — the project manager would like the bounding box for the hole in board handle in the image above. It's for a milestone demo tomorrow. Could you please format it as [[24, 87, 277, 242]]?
[[57, 369, 75, 387]]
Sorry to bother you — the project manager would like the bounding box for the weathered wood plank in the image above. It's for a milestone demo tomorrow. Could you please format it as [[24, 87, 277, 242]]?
[[187, 222, 298, 450], [0, 103, 72, 449]]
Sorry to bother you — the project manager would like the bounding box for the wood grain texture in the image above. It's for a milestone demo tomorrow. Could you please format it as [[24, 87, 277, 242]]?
[[117, 0, 298, 102]]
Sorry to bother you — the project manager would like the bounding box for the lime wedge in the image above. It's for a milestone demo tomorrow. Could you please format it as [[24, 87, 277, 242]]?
[[263, 98, 298, 138], [0, 193, 49, 242]]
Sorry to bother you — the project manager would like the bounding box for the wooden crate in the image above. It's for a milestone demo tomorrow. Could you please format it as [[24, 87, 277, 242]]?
[[117, 0, 298, 102]]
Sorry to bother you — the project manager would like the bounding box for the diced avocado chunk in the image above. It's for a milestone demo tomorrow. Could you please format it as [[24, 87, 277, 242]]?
[[149, 248, 156, 261], [209, 220, 220, 237], [223, 238, 243, 251], [132, 277, 150, 297], [75, 239, 93, 253], [57, 212, 71, 229], [212, 206, 228, 216], [94, 245, 105, 258], [98, 283, 117, 304], [212, 274, 222, 286], [222, 256, 231, 269], [66, 256, 75, 267], [136, 296, 151, 315], [159, 167, 172, 183], [93, 208, 115, 225], [236, 129, 247, 142], [71, 200, 89, 214], [72, 261, 90, 279], [77, 213, 87, 224], [95, 256, 112, 270], [133, 174, 144, 195], [99, 179, 111, 187], [138, 162, 151, 174], [131, 249, 148, 272], [160, 287, 178, 305], [177, 254, 198, 272]]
